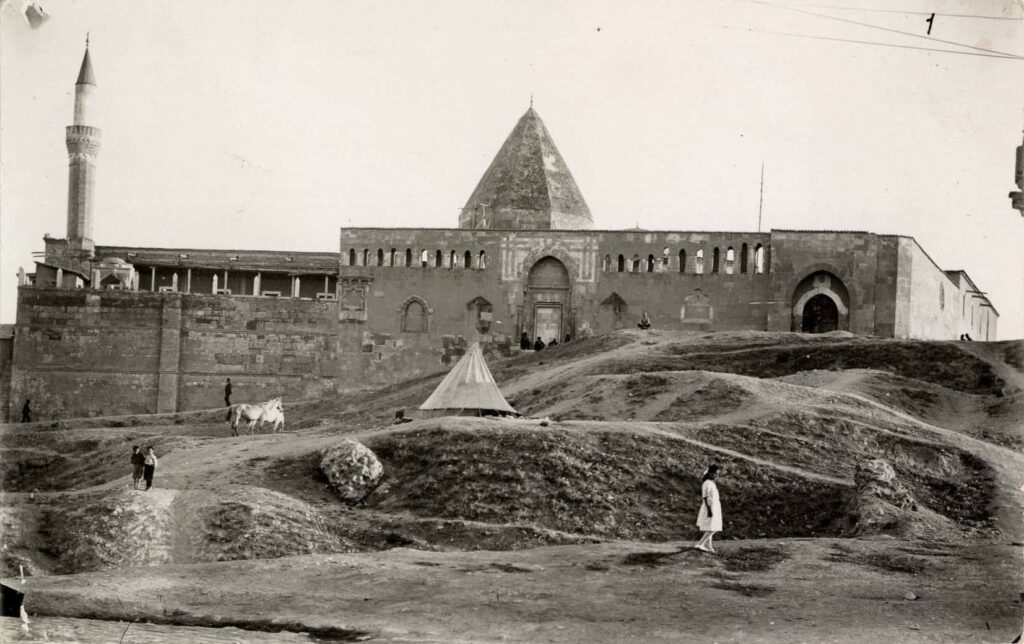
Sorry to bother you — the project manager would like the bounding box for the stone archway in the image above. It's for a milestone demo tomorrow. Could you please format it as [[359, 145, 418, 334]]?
[[801, 293, 839, 333], [525, 256, 571, 344], [791, 271, 849, 333]]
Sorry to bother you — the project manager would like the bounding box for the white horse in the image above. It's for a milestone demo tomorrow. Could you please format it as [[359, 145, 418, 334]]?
[[259, 400, 285, 433], [227, 398, 283, 436]]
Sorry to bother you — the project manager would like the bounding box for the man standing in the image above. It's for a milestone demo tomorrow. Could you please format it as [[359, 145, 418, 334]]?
[[130, 446, 145, 489], [20, 400, 31, 423], [224, 378, 232, 407]]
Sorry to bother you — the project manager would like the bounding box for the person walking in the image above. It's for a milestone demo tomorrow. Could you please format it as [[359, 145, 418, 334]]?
[[130, 445, 145, 489], [142, 446, 158, 491], [693, 464, 722, 553], [224, 378, 232, 406], [20, 400, 31, 423]]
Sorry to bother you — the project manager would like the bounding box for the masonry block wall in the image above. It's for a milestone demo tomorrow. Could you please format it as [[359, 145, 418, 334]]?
[[5, 228, 998, 420], [0, 335, 13, 420], [10, 288, 340, 421]]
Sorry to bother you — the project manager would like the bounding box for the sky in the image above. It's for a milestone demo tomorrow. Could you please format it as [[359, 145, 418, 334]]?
[[1, 0, 1022, 336]]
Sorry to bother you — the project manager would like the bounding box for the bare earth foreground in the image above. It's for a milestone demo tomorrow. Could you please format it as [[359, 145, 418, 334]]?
[[1, 330, 1022, 642]]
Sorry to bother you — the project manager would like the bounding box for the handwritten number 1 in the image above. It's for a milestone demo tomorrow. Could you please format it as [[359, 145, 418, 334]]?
[[925, 13, 935, 35]]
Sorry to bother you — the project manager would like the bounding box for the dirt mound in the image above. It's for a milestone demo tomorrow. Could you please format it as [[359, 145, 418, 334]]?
[[510, 371, 754, 422], [29, 485, 356, 574], [0, 431, 193, 492], [175, 487, 354, 563], [843, 458, 959, 539], [364, 420, 848, 541], [600, 339, 1007, 395], [41, 488, 176, 573]]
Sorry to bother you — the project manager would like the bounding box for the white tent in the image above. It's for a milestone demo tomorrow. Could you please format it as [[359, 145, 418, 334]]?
[[419, 343, 518, 416]]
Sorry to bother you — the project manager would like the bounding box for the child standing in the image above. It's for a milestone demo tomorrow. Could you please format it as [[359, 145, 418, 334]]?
[[130, 446, 145, 489], [694, 464, 722, 553], [142, 446, 159, 491]]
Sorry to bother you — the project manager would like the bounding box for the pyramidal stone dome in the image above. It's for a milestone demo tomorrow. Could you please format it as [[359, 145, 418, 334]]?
[[460, 108, 592, 230]]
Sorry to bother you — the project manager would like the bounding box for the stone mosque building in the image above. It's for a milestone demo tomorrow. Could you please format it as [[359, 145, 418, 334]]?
[[1, 47, 999, 420]]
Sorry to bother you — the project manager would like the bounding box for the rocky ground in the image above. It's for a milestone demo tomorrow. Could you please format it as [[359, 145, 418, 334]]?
[[1, 329, 1022, 642]]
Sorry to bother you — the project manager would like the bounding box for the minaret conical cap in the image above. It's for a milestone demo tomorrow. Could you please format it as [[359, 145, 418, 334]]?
[[76, 48, 96, 85]]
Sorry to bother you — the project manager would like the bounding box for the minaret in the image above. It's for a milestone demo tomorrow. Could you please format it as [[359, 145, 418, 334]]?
[[65, 40, 101, 256]]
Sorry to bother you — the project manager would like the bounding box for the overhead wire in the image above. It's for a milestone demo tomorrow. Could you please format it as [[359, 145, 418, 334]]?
[[789, 3, 1022, 21], [733, 0, 1024, 59], [714, 23, 1024, 59]]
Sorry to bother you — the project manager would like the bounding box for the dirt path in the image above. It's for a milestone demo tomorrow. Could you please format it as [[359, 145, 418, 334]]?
[[10, 538, 1021, 643]]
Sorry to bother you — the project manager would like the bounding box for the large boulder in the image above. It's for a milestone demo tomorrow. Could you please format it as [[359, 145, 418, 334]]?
[[320, 440, 384, 503]]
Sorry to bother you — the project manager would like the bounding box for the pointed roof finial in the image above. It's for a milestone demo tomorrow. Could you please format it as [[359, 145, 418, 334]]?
[[76, 39, 96, 85], [530, 93, 533, 109]]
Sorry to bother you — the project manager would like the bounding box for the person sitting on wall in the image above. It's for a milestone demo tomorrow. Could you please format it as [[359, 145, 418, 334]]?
[[520, 332, 531, 350], [564, 334, 572, 343], [637, 311, 652, 330], [534, 336, 546, 351], [20, 400, 31, 423], [549, 339, 558, 348]]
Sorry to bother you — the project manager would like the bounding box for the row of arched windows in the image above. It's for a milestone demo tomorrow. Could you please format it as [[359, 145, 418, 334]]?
[[346, 248, 488, 270], [601, 244, 767, 275]]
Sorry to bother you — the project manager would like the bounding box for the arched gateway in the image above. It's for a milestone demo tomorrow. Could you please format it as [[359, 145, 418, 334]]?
[[525, 256, 570, 344], [792, 271, 849, 333]]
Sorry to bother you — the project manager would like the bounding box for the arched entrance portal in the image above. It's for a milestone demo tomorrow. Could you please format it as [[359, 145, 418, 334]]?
[[525, 257, 570, 344], [791, 271, 850, 333], [801, 294, 838, 333]]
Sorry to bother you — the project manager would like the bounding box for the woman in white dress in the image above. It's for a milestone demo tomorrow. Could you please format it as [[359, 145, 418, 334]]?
[[694, 464, 722, 553]]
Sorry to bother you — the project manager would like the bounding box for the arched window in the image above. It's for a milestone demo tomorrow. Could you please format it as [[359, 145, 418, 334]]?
[[695, 249, 704, 274], [647, 254, 655, 272], [468, 296, 493, 333], [435, 250, 443, 268], [603, 255, 611, 271], [389, 248, 397, 267], [662, 247, 670, 268], [617, 255, 625, 272], [402, 299, 428, 333], [754, 244, 765, 274], [465, 250, 473, 269], [420, 249, 429, 267], [631, 254, 641, 272], [405, 248, 412, 267], [712, 247, 720, 273], [725, 247, 735, 275], [679, 249, 686, 273], [449, 250, 457, 268], [478, 250, 487, 270], [348, 249, 356, 267], [377, 249, 384, 266], [740, 243, 749, 274], [361, 249, 369, 266]]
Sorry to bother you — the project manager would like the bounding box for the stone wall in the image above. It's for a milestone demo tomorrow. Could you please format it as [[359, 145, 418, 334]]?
[[5, 228, 999, 421], [9, 288, 339, 421], [0, 332, 13, 421]]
